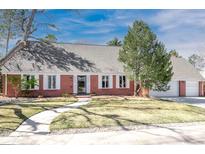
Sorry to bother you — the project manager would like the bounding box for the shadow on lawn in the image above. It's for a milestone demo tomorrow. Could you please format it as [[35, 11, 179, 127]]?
[[53, 106, 205, 144], [0, 104, 51, 135]]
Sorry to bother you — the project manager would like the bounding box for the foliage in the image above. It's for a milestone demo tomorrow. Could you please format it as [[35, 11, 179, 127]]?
[[21, 10, 58, 41], [43, 34, 57, 43], [188, 54, 205, 70], [119, 20, 173, 95], [0, 10, 26, 54], [169, 49, 181, 58], [21, 76, 38, 90], [107, 37, 122, 46], [7, 75, 21, 98], [0, 9, 58, 54]]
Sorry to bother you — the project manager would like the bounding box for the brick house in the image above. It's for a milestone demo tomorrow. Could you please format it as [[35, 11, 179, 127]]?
[[0, 41, 204, 97]]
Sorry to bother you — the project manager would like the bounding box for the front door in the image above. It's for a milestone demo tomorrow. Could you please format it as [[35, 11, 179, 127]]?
[[77, 75, 86, 94]]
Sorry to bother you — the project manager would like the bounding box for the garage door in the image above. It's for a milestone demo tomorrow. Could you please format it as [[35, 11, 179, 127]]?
[[186, 81, 199, 96], [150, 81, 179, 97]]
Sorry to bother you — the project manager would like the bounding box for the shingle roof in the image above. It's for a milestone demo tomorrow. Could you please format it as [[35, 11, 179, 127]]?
[[1, 41, 123, 74], [171, 57, 204, 81], [1, 41, 204, 81]]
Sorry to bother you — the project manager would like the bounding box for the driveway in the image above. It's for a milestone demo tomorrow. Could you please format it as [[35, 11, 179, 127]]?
[[159, 97, 205, 108], [0, 122, 205, 144]]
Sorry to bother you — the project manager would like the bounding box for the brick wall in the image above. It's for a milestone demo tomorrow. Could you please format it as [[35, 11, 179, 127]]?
[[4, 74, 135, 97], [4, 74, 74, 97], [90, 75, 134, 95]]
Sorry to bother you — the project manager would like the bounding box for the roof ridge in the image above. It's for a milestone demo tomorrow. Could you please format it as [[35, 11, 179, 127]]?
[[55, 42, 121, 48]]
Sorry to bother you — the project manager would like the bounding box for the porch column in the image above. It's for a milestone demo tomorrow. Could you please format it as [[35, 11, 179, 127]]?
[[73, 75, 77, 94]]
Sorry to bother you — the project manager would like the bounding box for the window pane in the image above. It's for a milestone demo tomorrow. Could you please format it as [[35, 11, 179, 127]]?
[[102, 80, 105, 88], [119, 76, 122, 88], [48, 76, 51, 89], [31, 75, 35, 89], [102, 76, 109, 88], [52, 76, 56, 89], [119, 76, 126, 88], [123, 76, 126, 88], [106, 76, 109, 88], [26, 75, 30, 89]]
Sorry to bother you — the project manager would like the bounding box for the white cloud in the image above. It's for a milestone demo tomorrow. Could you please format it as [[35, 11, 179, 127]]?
[[147, 10, 205, 58], [149, 10, 205, 31]]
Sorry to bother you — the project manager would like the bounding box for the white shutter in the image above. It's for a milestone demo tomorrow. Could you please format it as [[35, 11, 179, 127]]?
[[35, 74, 39, 90], [126, 77, 130, 88], [109, 75, 113, 88], [98, 75, 102, 89], [86, 75, 90, 93], [43, 75, 48, 90], [116, 75, 119, 88], [21, 74, 25, 90], [73, 75, 77, 94], [56, 75, 61, 90]]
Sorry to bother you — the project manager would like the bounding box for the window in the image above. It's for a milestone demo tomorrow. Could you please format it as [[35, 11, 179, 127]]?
[[119, 75, 126, 88], [22, 75, 35, 90], [102, 75, 109, 88], [48, 75, 56, 89]]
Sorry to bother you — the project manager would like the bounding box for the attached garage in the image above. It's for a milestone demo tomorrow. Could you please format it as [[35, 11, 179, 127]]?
[[186, 81, 199, 96], [150, 81, 179, 97]]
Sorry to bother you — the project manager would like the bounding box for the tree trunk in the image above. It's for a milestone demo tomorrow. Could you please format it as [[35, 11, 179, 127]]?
[[5, 25, 11, 55], [23, 9, 37, 41], [5, 16, 12, 55], [134, 80, 141, 96]]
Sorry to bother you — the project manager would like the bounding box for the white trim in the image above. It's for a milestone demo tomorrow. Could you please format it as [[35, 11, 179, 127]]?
[[21, 74, 39, 90], [56, 75, 60, 90], [98, 75, 102, 89], [116, 75, 119, 88], [43, 75, 47, 90], [126, 77, 130, 88], [86, 75, 90, 93], [116, 75, 130, 89], [99, 75, 113, 89], [43, 75, 60, 90], [35, 75, 39, 90], [73, 75, 77, 94], [109, 75, 113, 88]]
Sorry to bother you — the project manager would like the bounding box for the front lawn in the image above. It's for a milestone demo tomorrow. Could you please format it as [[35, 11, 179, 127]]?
[[50, 96, 205, 132], [0, 97, 77, 135]]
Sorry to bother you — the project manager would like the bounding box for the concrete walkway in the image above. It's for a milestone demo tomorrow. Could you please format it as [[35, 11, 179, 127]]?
[[159, 97, 205, 108], [9, 97, 90, 137], [1, 122, 205, 144]]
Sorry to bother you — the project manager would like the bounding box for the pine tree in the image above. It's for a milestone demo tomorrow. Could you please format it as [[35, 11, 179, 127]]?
[[119, 20, 173, 96], [107, 37, 122, 46], [0, 10, 25, 54]]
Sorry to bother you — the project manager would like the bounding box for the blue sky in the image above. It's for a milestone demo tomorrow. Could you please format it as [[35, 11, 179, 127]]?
[[2, 9, 205, 58]]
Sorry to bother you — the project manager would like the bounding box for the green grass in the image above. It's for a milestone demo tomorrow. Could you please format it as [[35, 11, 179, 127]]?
[[0, 97, 77, 135], [50, 97, 205, 132]]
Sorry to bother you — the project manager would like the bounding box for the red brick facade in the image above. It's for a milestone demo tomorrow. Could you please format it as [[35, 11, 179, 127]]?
[[179, 80, 186, 97], [2, 74, 204, 97], [90, 75, 134, 95], [2, 74, 135, 97]]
